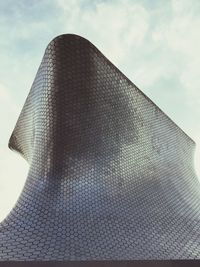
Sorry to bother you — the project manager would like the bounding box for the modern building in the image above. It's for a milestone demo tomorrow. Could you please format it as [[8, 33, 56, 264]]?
[[0, 34, 200, 260]]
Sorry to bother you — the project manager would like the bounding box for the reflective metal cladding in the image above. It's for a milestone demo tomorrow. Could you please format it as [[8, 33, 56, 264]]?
[[0, 34, 200, 260]]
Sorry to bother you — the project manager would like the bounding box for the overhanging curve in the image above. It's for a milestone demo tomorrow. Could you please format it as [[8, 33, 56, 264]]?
[[1, 34, 200, 260]]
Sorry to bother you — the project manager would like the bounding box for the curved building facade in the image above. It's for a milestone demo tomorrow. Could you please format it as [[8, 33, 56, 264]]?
[[0, 34, 200, 260]]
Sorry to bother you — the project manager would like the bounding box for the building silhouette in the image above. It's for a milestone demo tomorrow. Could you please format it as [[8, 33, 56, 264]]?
[[0, 34, 200, 260]]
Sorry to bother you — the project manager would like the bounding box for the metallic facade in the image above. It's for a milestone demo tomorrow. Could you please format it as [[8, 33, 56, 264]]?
[[0, 34, 200, 260]]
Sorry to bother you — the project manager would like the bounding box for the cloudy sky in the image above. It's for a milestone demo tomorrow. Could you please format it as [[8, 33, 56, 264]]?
[[0, 0, 200, 222]]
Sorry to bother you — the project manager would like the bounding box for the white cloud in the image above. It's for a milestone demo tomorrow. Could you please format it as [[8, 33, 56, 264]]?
[[0, 150, 28, 222], [152, 0, 200, 110], [56, 0, 149, 64]]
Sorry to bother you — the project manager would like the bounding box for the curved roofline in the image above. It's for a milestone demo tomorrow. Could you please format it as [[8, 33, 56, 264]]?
[[46, 33, 195, 145]]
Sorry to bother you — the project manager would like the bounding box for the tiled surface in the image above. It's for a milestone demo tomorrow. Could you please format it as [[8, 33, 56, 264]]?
[[0, 34, 200, 260]]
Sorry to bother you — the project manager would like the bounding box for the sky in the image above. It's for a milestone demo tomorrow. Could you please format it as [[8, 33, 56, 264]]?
[[0, 0, 200, 222]]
